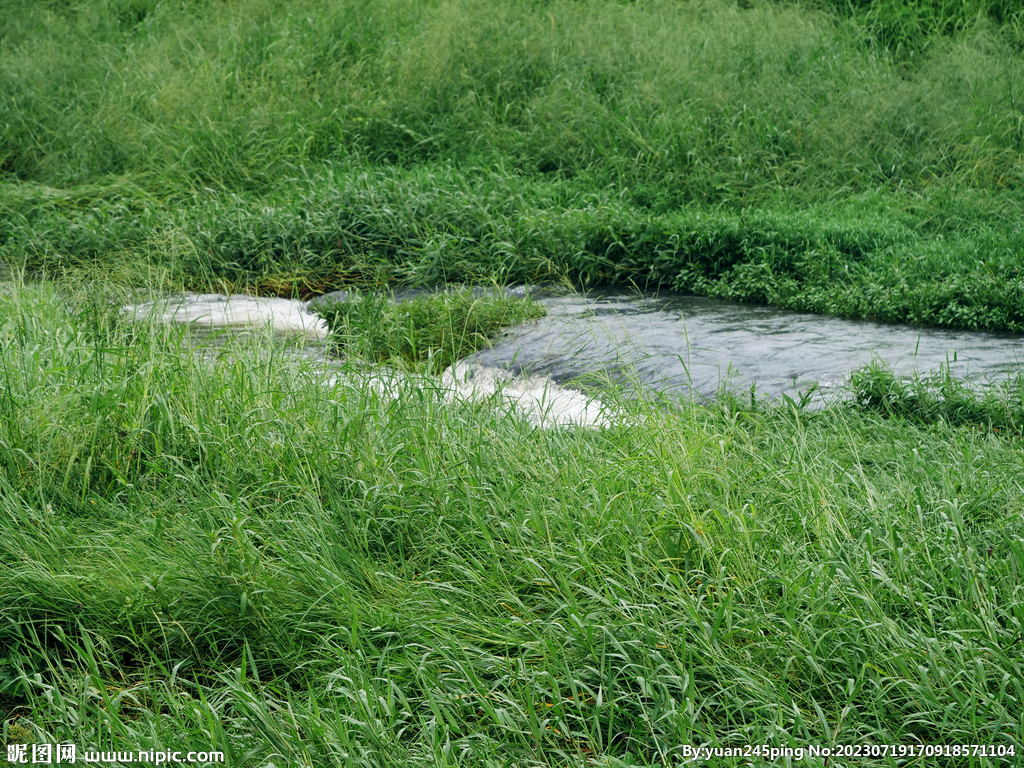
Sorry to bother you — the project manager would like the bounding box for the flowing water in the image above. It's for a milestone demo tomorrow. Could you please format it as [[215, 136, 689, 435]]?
[[127, 287, 1024, 427], [126, 291, 617, 427], [128, 293, 330, 342], [467, 287, 1024, 401]]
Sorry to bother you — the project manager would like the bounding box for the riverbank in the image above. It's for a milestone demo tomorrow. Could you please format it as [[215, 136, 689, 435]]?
[[3, 0, 1024, 330], [0, 279, 1021, 764], [8, 171, 1024, 331]]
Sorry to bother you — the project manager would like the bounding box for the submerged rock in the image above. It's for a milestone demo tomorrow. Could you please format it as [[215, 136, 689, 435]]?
[[307, 288, 359, 309]]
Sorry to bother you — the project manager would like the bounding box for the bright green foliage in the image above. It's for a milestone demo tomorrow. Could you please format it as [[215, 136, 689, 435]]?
[[0, 281, 1021, 764], [813, 0, 1024, 55], [2, 0, 1024, 330]]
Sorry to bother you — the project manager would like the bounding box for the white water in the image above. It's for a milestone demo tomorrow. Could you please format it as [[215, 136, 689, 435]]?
[[125, 293, 615, 429], [126, 294, 330, 341], [319, 362, 613, 428], [126, 287, 1024, 421], [441, 361, 613, 428], [469, 288, 1024, 401]]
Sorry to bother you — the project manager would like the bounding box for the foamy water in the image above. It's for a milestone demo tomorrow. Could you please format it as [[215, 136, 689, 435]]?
[[441, 361, 612, 427], [125, 292, 614, 428], [126, 294, 329, 341], [322, 362, 613, 428]]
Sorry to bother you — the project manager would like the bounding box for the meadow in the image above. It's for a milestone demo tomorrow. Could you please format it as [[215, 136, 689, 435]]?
[[2, 0, 1024, 765], [2, 0, 1024, 328], [1, 278, 1022, 766]]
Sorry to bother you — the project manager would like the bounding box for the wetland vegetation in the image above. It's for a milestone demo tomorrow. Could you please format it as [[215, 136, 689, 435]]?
[[2, 0, 1023, 764]]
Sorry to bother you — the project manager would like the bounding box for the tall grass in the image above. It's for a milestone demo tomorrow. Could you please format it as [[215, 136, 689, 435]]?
[[848, 358, 1024, 434], [1, 275, 1022, 765], [814, 0, 1024, 56], [3, 2, 1024, 763], [3, 0, 1023, 331], [8, 169, 1024, 330], [318, 286, 547, 370], [2, 0, 1022, 197]]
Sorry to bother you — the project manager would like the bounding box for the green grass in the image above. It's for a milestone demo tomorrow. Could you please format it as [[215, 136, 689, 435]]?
[[848, 359, 1024, 434], [318, 286, 546, 371], [812, 0, 1024, 57], [2, 0, 1021, 194], [1, 274, 1022, 766], [3, 0, 1024, 763], [6, 168, 1024, 330], [1, 0, 1023, 331]]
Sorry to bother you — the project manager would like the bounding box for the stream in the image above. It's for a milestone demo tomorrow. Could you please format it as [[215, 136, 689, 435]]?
[[129, 286, 1024, 426], [466, 287, 1024, 401]]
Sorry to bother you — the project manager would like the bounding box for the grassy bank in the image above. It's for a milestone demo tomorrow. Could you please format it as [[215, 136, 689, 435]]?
[[2, 0, 1024, 329], [3, 0, 1024, 764], [1, 280, 1022, 765]]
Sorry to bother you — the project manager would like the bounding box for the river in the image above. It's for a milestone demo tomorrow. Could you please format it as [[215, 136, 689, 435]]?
[[465, 287, 1024, 402]]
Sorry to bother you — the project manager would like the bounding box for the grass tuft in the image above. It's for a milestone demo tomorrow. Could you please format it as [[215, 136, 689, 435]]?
[[317, 287, 546, 372]]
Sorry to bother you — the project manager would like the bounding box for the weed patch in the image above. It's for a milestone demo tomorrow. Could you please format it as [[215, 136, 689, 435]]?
[[849, 359, 1024, 435]]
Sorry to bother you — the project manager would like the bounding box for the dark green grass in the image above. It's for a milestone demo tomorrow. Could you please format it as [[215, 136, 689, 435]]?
[[812, 0, 1024, 56], [6, 168, 1024, 331], [1, 280, 1022, 766], [848, 359, 1024, 435]]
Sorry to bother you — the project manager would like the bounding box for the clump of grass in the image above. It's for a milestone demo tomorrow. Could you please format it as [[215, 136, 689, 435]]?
[[848, 359, 1024, 434], [317, 287, 546, 371]]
